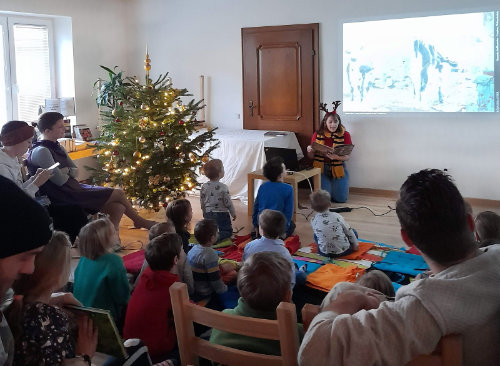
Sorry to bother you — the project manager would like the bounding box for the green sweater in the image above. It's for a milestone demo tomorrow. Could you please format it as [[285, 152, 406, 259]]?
[[73, 253, 130, 320], [209, 298, 303, 356]]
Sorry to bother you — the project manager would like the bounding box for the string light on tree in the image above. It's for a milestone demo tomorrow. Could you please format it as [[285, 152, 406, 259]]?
[[90, 47, 219, 211]]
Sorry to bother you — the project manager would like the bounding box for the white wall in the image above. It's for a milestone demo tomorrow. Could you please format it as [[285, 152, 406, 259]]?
[[3, 1, 497, 199], [125, 0, 500, 200], [0, 0, 130, 131], [53, 16, 74, 99]]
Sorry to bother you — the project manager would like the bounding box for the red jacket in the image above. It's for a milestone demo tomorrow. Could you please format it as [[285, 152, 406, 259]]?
[[123, 267, 178, 361]]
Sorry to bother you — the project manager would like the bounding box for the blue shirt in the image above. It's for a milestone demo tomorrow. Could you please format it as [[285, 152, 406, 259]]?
[[243, 236, 295, 287], [252, 181, 293, 229]]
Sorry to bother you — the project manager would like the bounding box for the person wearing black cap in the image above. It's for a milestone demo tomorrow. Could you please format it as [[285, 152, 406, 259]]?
[[0, 176, 52, 366]]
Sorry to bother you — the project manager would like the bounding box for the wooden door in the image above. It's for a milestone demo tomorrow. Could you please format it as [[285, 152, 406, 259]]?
[[242, 23, 319, 153]]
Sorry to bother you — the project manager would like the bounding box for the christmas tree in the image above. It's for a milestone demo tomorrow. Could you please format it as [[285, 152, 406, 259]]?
[[89, 50, 219, 211]]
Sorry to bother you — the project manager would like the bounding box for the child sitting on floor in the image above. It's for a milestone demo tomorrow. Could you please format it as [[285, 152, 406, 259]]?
[[474, 211, 500, 247], [123, 233, 183, 364], [356, 270, 395, 299], [166, 199, 193, 253], [252, 156, 295, 239], [187, 219, 228, 307], [149, 221, 176, 240], [73, 217, 130, 322], [135, 222, 194, 295], [201, 159, 236, 241], [210, 251, 303, 355], [310, 189, 358, 257], [244, 209, 306, 289]]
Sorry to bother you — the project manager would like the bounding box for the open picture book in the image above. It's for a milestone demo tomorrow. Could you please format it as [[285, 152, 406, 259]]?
[[65, 304, 127, 359], [312, 142, 354, 157]]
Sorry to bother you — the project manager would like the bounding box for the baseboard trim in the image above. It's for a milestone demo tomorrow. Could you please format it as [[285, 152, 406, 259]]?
[[350, 187, 500, 208], [349, 187, 398, 199], [465, 197, 500, 208]]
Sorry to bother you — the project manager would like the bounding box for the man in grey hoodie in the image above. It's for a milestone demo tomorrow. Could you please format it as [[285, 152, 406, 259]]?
[[298, 169, 500, 366]]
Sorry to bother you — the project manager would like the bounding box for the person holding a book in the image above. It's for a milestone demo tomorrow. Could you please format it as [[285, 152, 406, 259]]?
[[306, 101, 352, 203], [9, 231, 98, 366], [73, 217, 130, 323]]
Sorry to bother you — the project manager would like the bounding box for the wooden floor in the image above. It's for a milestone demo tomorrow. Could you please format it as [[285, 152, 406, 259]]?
[[117, 189, 392, 254], [115, 187, 500, 256], [92, 187, 498, 365]]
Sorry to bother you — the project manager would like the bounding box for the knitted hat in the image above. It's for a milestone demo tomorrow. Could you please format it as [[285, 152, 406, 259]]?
[[0, 176, 52, 258], [0, 121, 35, 146]]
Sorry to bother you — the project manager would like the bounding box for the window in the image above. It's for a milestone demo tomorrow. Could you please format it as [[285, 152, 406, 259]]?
[[1, 16, 55, 126]]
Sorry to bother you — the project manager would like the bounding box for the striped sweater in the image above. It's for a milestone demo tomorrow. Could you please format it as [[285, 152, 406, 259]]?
[[187, 244, 227, 298]]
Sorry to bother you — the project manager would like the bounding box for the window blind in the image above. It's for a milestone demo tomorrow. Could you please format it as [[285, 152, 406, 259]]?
[[13, 24, 51, 122]]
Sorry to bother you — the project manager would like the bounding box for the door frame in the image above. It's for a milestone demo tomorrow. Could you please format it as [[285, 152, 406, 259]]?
[[241, 23, 320, 135]]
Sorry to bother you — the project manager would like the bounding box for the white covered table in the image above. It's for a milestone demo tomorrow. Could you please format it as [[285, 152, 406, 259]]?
[[196, 128, 303, 201]]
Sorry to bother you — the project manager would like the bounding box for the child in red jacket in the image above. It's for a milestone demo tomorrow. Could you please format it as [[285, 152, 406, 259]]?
[[123, 232, 183, 363]]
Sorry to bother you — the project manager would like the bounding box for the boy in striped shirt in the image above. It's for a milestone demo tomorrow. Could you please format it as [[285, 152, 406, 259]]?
[[187, 219, 227, 309]]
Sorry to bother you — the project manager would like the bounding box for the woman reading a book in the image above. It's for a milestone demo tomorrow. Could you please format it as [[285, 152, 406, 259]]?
[[306, 101, 352, 203], [27, 112, 156, 235]]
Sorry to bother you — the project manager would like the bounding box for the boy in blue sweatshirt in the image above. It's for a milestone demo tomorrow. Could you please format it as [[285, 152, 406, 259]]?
[[252, 157, 295, 238]]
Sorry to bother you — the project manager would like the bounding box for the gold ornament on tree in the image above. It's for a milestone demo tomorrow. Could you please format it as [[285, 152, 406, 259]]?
[[145, 44, 151, 83]]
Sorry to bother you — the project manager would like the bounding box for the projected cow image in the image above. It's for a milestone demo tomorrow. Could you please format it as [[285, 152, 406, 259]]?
[[343, 12, 497, 112]]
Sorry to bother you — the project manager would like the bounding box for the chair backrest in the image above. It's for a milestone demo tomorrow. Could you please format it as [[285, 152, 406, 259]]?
[[170, 282, 300, 366], [405, 335, 462, 366], [301, 303, 321, 332], [301, 303, 462, 366]]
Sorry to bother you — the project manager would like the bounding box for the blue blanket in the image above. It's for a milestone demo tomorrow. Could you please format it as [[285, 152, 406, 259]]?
[[292, 258, 323, 275], [373, 251, 429, 276]]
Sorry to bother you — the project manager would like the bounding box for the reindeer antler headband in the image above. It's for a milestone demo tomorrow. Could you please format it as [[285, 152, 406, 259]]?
[[320, 101, 341, 115]]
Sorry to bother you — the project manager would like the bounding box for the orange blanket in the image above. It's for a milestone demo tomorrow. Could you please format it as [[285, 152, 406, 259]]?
[[338, 241, 375, 260], [306, 263, 365, 292]]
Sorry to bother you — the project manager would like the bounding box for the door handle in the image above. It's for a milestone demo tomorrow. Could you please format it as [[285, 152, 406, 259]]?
[[248, 100, 256, 117]]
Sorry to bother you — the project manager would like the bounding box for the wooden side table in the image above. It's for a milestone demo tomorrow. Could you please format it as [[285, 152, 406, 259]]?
[[247, 167, 321, 222], [68, 147, 97, 160]]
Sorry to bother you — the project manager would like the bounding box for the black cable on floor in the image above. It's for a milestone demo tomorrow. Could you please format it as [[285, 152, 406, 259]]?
[[350, 205, 395, 216]]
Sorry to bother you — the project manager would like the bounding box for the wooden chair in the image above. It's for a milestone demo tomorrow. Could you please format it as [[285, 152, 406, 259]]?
[[170, 282, 300, 366], [301, 303, 462, 366]]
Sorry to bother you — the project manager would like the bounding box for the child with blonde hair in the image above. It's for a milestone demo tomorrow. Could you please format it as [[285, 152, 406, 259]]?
[[356, 270, 395, 299], [11, 231, 98, 365], [310, 189, 358, 257], [73, 218, 130, 321], [210, 251, 302, 355], [201, 159, 236, 241], [475, 211, 500, 247]]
